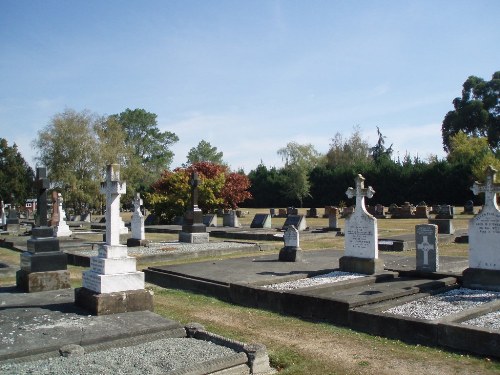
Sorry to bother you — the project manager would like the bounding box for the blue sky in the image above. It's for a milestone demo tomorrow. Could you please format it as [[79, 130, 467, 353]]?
[[1, 0, 499, 172]]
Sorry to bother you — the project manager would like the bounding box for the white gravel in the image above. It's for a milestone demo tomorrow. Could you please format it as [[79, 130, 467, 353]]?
[[263, 271, 364, 291], [462, 310, 500, 330], [0, 338, 239, 374], [384, 288, 500, 320]]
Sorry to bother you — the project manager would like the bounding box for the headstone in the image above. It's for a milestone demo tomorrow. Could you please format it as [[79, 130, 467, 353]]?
[[144, 214, 157, 225], [5, 194, 20, 232], [0, 200, 6, 228], [282, 214, 307, 231], [287, 207, 298, 216], [49, 191, 60, 226], [250, 214, 272, 229], [278, 208, 287, 217], [223, 210, 241, 227], [16, 167, 70, 292], [341, 206, 354, 218], [463, 166, 500, 291], [428, 218, 454, 234], [339, 174, 383, 274], [203, 214, 217, 227], [323, 206, 336, 218], [306, 208, 318, 218], [324, 207, 340, 231], [279, 225, 303, 262], [81, 212, 91, 222], [269, 208, 276, 217], [415, 224, 438, 272], [76, 164, 153, 315], [415, 204, 429, 219], [127, 192, 149, 247], [179, 171, 209, 243], [464, 200, 475, 214], [54, 193, 73, 237], [435, 204, 454, 219]]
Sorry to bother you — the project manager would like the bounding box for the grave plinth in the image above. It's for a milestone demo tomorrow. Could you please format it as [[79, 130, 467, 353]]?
[[279, 225, 303, 262], [75, 164, 152, 315], [339, 174, 384, 274], [463, 166, 500, 291], [179, 172, 209, 243], [17, 167, 69, 292]]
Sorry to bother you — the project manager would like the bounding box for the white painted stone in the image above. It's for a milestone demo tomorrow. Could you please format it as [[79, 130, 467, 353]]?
[[98, 245, 128, 259], [90, 257, 137, 275], [344, 174, 378, 259], [54, 193, 72, 237], [131, 192, 145, 240], [284, 225, 299, 247], [82, 271, 144, 293], [100, 164, 127, 246], [469, 166, 500, 270]]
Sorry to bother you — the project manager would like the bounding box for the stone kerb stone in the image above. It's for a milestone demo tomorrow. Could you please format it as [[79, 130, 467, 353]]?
[[279, 225, 302, 262], [339, 174, 383, 274], [415, 224, 439, 272]]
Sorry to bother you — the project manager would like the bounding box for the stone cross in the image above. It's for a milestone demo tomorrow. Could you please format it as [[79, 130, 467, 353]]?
[[189, 172, 200, 209], [35, 167, 50, 227], [417, 235, 432, 266], [100, 164, 126, 246], [346, 174, 375, 211], [471, 165, 500, 211], [133, 192, 143, 217], [50, 190, 60, 226]]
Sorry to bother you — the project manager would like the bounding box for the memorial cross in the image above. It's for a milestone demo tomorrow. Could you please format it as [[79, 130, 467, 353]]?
[[417, 235, 433, 266], [133, 192, 143, 216], [471, 166, 500, 211], [100, 164, 126, 246], [345, 174, 375, 211], [189, 172, 200, 208], [35, 167, 50, 227]]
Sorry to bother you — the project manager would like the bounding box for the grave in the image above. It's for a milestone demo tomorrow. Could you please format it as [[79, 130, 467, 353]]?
[[250, 213, 272, 228], [415, 224, 439, 272], [282, 214, 307, 231], [464, 200, 475, 214], [428, 218, 454, 234], [17, 167, 70, 292], [415, 204, 429, 219], [306, 207, 318, 218], [391, 202, 415, 218], [323, 205, 336, 218], [278, 208, 287, 217], [435, 204, 454, 219], [269, 208, 276, 217], [339, 174, 383, 274], [323, 207, 341, 232], [203, 213, 217, 227], [223, 210, 241, 227], [287, 207, 298, 216], [341, 206, 354, 218], [0, 200, 5, 228], [5, 194, 20, 232], [75, 164, 153, 315], [463, 166, 500, 291], [54, 193, 73, 237], [279, 225, 302, 262], [178, 172, 209, 243], [127, 192, 149, 247], [48, 190, 59, 226]]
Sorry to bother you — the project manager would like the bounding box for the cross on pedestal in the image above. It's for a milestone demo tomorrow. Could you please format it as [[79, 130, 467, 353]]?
[[189, 172, 200, 209], [346, 174, 375, 211], [133, 192, 143, 217], [35, 167, 50, 227], [417, 235, 433, 266], [100, 164, 126, 246], [471, 166, 500, 211]]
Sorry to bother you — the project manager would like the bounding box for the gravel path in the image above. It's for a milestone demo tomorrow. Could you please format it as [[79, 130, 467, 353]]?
[[263, 271, 364, 291], [0, 338, 238, 375], [384, 288, 500, 320], [462, 310, 500, 330]]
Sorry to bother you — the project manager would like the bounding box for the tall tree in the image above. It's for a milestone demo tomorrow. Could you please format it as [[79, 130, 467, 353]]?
[[370, 126, 393, 163], [442, 72, 500, 152], [0, 138, 34, 206], [111, 108, 179, 191], [326, 126, 372, 168], [185, 140, 224, 165], [32, 109, 101, 213]]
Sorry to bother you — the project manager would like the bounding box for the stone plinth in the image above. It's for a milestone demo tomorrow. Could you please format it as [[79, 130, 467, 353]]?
[[179, 232, 210, 244], [16, 269, 70, 293], [74, 287, 154, 315], [462, 268, 500, 292], [339, 256, 384, 275]]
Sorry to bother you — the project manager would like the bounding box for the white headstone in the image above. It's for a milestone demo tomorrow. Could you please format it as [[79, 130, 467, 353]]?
[[82, 164, 144, 294], [469, 166, 500, 270], [344, 174, 378, 259], [284, 225, 299, 247], [54, 193, 72, 237], [131, 192, 145, 240], [1, 200, 6, 226]]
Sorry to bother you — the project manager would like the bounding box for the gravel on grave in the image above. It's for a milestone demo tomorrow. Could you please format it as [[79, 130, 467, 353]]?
[[384, 288, 500, 321], [462, 310, 500, 330], [72, 241, 254, 257], [263, 271, 364, 291], [0, 338, 239, 375]]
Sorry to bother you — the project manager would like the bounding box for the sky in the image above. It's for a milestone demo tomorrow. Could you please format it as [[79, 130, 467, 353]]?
[[1, 0, 499, 173]]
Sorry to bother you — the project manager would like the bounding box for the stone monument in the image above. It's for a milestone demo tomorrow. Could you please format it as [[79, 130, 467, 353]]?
[[463, 166, 500, 291], [54, 193, 72, 237], [279, 225, 303, 262], [48, 190, 59, 226], [415, 224, 438, 272], [17, 167, 69, 292], [127, 192, 149, 247], [178, 171, 209, 243], [223, 210, 241, 227], [339, 174, 383, 274], [75, 164, 153, 315], [250, 213, 272, 229], [5, 194, 20, 232], [0, 200, 5, 228]]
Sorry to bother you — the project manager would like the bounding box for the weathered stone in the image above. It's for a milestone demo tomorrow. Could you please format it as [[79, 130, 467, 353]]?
[[59, 344, 85, 357], [16, 270, 70, 293], [74, 287, 154, 315]]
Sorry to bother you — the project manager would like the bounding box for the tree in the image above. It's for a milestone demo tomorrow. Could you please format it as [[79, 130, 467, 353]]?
[[186, 140, 224, 165], [370, 126, 393, 163], [0, 138, 35, 206], [326, 126, 372, 168], [110, 108, 179, 192], [442, 72, 500, 153], [32, 109, 101, 213]]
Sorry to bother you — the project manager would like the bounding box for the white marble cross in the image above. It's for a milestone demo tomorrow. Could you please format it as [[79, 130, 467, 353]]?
[[346, 174, 375, 211], [133, 192, 143, 217], [417, 235, 433, 266], [471, 165, 500, 211], [100, 164, 126, 246]]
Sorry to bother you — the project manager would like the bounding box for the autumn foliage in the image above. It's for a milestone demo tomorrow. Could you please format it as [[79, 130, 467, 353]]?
[[147, 162, 252, 223]]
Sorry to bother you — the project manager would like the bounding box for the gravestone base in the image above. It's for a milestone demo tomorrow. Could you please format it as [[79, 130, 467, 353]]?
[[126, 238, 150, 247], [20, 251, 68, 272], [16, 269, 70, 293], [179, 232, 210, 244], [278, 246, 303, 262], [5, 223, 20, 233], [74, 287, 154, 316], [428, 219, 454, 234], [339, 256, 384, 275], [462, 268, 500, 292], [27, 237, 60, 253]]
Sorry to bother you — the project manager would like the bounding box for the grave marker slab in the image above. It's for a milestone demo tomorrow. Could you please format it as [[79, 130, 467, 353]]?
[[282, 214, 307, 231], [223, 210, 241, 227], [203, 214, 217, 227], [279, 225, 302, 262], [250, 213, 271, 228], [415, 224, 438, 272]]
